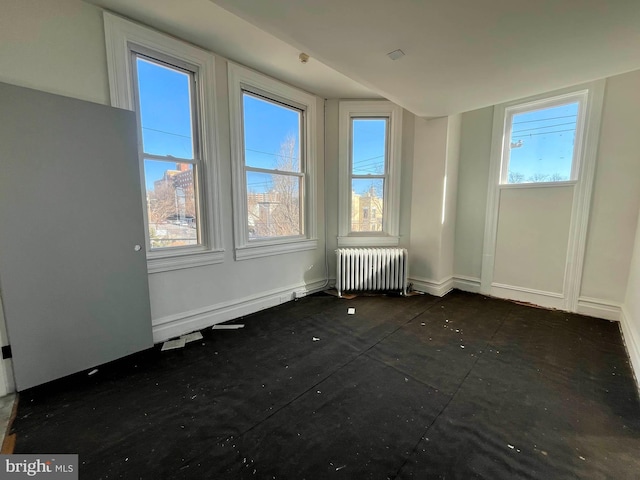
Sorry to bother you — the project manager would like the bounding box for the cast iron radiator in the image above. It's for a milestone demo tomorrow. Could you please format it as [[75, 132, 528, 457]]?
[[335, 248, 408, 297]]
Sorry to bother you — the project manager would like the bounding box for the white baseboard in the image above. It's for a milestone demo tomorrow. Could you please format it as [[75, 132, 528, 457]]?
[[152, 279, 327, 343], [409, 276, 454, 297], [620, 307, 640, 390], [490, 282, 566, 310], [576, 296, 622, 321], [453, 275, 481, 293]]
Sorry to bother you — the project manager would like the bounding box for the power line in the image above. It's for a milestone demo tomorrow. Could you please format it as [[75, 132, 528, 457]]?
[[512, 114, 577, 125], [352, 160, 386, 173], [512, 121, 576, 134], [142, 126, 192, 140], [246, 147, 299, 161], [512, 128, 575, 138], [352, 154, 384, 165]]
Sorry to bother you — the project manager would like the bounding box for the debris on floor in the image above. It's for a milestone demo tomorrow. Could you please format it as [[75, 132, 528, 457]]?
[[161, 338, 186, 351], [312, 337, 320, 342], [347, 308, 356, 315], [212, 324, 245, 330], [88, 369, 98, 376], [181, 332, 203, 343]]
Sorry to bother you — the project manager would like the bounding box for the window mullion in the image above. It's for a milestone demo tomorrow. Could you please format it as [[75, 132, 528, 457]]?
[[246, 166, 303, 177], [351, 175, 386, 180], [143, 152, 198, 164]]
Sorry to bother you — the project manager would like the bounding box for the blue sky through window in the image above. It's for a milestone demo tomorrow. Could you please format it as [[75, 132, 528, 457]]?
[[137, 57, 194, 190], [243, 93, 302, 193], [352, 118, 387, 195], [508, 102, 579, 183]]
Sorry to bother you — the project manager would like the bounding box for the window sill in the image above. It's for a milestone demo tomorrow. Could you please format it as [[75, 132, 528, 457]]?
[[337, 235, 399, 247], [499, 180, 577, 189], [235, 238, 318, 261], [147, 248, 225, 274]]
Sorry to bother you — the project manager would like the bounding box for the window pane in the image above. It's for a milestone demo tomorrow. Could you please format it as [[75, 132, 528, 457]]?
[[352, 118, 387, 175], [144, 159, 198, 249], [351, 178, 384, 232], [136, 57, 194, 159], [507, 102, 578, 183], [246, 171, 301, 238], [243, 93, 301, 172]]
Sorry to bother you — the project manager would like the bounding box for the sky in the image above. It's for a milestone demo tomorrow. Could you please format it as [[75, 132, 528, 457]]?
[[243, 93, 300, 193], [507, 102, 579, 182], [352, 118, 386, 196], [136, 57, 194, 190]]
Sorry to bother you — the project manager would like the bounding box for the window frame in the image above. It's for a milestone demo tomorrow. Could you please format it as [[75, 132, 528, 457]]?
[[228, 63, 317, 261], [338, 101, 402, 247], [131, 50, 202, 250], [103, 13, 224, 273], [500, 90, 588, 186]]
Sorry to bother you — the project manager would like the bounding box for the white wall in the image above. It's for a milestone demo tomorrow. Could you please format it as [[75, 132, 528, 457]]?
[[454, 70, 640, 310], [408, 115, 461, 295], [324, 99, 340, 279], [621, 209, 640, 387], [0, 0, 110, 105], [399, 111, 416, 250], [0, 0, 327, 352], [438, 115, 461, 283], [580, 70, 640, 305], [453, 107, 493, 286], [493, 186, 573, 294]]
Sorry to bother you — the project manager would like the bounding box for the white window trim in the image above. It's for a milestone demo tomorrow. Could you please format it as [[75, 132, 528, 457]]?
[[500, 90, 589, 185], [338, 100, 402, 247], [481, 80, 606, 313], [228, 62, 317, 261], [103, 12, 224, 273]]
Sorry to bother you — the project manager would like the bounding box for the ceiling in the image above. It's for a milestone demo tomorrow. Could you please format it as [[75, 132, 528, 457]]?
[[85, 0, 378, 100], [87, 0, 640, 118]]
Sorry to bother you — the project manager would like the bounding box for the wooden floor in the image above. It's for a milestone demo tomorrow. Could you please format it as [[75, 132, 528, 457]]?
[[10, 291, 640, 479]]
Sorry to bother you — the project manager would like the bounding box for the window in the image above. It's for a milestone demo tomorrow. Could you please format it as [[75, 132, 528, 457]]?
[[501, 91, 587, 185], [103, 13, 224, 272], [228, 63, 317, 260], [132, 54, 200, 249], [338, 101, 402, 247], [243, 92, 303, 239]]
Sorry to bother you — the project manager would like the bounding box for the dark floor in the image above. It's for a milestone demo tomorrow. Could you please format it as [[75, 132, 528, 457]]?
[[11, 290, 640, 479]]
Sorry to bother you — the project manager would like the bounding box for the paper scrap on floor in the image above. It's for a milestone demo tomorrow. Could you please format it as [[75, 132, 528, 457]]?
[[161, 338, 186, 351], [181, 332, 203, 343], [347, 308, 356, 315], [212, 324, 245, 330]]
